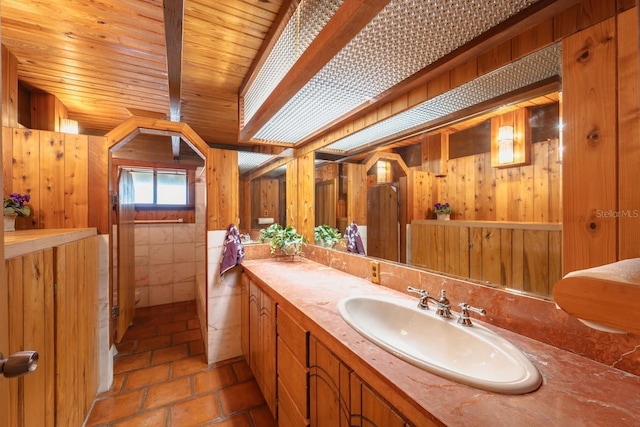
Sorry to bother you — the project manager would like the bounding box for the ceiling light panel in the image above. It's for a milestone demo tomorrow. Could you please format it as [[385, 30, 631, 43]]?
[[238, 152, 276, 173], [253, 0, 539, 144], [243, 0, 344, 126], [323, 43, 561, 153]]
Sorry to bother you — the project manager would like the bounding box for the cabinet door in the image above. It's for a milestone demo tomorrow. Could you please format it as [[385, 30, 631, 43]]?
[[5, 249, 55, 427], [350, 373, 408, 427], [247, 280, 277, 418], [276, 305, 309, 423], [248, 281, 261, 380], [259, 289, 277, 417], [240, 274, 249, 363], [309, 336, 350, 427]]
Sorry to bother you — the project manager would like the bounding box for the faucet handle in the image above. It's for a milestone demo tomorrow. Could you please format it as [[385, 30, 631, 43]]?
[[457, 302, 486, 327], [406, 286, 430, 309], [407, 286, 427, 297]]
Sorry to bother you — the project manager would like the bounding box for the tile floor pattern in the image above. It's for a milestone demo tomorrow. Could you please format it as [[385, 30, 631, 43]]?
[[86, 301, 277, 426]]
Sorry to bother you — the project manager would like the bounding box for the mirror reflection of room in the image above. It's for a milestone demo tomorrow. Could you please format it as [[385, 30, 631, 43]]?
[[313, 93, 561, 299]]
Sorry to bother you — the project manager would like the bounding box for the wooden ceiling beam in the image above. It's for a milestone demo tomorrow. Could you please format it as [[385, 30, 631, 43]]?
[[163, 0, 185, 159], [239, 0, 391, 142]]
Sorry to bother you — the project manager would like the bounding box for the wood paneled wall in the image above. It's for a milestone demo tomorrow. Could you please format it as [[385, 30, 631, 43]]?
[[2, 127, 92, 230], [616, 8, 640, 261], [286, 154, 315, 242], [2, 46, 19, 127], [5, 236, 99, 426], [54, 237, 99, 425], [562, 9, 640, 274], [207, 147, 238, 230]]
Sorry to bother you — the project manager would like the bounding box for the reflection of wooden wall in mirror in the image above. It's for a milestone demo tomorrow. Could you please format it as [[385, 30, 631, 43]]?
[[423, 133, 449, 176], [427, 110, 561, 223], [346, 163, 367, 228], [315, 179, 337, 228], [412, 221, 562, 297], [315, 162, 341, 229], [250, 178, 280, 230]]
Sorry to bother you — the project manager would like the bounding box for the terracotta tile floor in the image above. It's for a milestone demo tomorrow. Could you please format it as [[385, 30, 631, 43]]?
[[86, 300, 277, 427]]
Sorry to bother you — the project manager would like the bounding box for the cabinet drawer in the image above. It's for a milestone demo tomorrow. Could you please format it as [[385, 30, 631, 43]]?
[[277, 336, 308, 417], [278, 379, 309, 427], [277, 305, 308, 366]]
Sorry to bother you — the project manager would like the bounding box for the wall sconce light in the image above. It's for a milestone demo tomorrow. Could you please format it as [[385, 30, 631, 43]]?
[[60, 118, 79, 134], [497, 125, 514, 164]]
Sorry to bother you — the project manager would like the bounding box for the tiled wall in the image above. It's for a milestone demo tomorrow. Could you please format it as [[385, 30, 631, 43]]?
[[206, 230, 243, 364], [134, 223, 201, 307], [97, 234, 113, 393]]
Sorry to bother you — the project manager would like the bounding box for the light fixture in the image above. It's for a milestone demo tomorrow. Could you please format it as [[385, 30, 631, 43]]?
[[60, 118, 79, 134], [497, 125, 515, 164], [243, 0, 541, 145], [321, 43, 561, 155], [376, 160, 390, 183]]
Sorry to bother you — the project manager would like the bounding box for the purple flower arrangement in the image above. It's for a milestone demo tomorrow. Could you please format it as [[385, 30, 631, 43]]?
[[4, 192, 31, 217], [433, 202, 452, 215]]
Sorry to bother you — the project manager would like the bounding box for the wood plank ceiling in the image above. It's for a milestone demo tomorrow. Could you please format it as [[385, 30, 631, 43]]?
[[1, 0, 284, 147]]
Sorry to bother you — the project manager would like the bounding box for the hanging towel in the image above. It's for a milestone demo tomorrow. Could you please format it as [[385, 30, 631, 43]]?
[[220, 224, 245, 275], [345, 220, 366, 255]]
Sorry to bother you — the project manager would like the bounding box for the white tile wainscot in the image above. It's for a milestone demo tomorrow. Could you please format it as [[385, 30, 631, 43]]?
[[134, 223, 199, 307], [206, 230, 242, 364]]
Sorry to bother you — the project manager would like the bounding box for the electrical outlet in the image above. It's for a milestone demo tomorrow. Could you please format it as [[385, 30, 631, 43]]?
[[263, 210, 269, 216], [370, 261, 380, 284]]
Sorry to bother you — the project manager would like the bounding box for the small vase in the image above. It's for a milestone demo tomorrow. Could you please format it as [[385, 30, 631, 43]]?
[[4, 214, 17, 231], [436, 213, 450, 221]]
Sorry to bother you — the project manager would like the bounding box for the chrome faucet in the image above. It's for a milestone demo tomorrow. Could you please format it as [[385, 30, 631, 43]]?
[[433, 289, 451, 317], [406, 287, 452, 317], [457, 302, 486, 327]]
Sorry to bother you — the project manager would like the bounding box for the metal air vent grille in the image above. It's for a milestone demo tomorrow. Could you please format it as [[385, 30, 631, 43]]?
[[324, 43, 561, 153]]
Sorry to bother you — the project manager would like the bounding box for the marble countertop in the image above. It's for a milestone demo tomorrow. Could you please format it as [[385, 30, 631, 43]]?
[[4, 228, 97, 259], [243, 258, 640, 427]]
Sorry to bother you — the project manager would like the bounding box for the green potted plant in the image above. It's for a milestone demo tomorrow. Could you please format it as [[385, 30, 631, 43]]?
[[314, 224, 342, 248], [433, 202, 452, 220], [269, 225, 306, 256], [259, 223, 283, 243]]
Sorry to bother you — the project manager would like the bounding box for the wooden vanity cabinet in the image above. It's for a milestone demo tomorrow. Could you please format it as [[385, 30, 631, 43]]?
[[350, 373, 409, 427], [248, 280, 277, 417], [309, 336, 351, 426], [277, 305, 309, 426], [242, 273, 415, 426]]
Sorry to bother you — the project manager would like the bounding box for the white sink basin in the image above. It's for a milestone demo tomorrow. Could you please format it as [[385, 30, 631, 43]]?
[[337, 295, 542, 394]]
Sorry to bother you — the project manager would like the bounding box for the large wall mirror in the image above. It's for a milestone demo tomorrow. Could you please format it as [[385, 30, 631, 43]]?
[[313, 92, 562, 300], [243, 44, 563, 301]]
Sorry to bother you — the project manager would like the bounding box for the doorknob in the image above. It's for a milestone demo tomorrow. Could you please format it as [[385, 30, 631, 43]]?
[[0, 351, 39, 378]]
